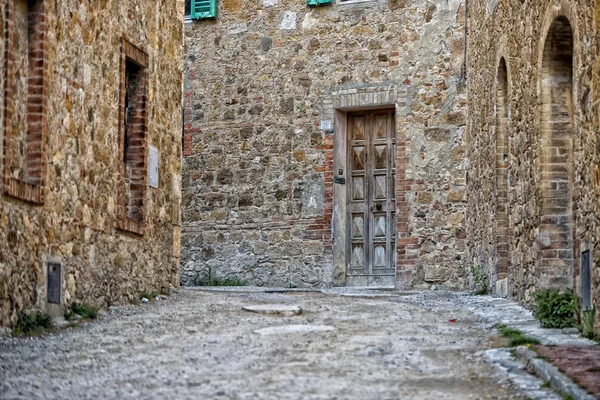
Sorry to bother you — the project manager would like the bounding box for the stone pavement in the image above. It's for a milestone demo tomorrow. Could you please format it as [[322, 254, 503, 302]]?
[[0, 288, 581, 400], [425, 293, 598, 399]]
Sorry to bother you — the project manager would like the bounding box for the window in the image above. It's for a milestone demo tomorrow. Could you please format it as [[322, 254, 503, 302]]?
[[185, 0, 191, 16], [307, 0, 332, 6], [118, 38, 149, 235], [188, 0, 217, 20], [2, 0, 47, 204]]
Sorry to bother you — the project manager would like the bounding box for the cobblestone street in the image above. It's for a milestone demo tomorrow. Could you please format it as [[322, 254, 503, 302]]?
[[2, 1, 600, 399], [0, 289, 565, 400]]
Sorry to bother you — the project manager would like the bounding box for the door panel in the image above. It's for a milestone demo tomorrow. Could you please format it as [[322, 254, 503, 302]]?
[[346, 110, 396, 287], [352, 176, 365, 200], [374, 175, 387, 199], [352, 146, 365, 171]]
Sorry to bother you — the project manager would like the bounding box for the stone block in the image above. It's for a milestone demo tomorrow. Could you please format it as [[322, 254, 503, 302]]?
[[448, 189, 466, 202], [418, 192, 434, 204], [424, 266, 450, 283]]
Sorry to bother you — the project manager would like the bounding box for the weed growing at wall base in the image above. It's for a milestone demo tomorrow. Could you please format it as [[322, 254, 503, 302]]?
[[534, 289, 577, 329], [65, 303, 98, 320], [470, 265, 489, 295], [581, 308, 598, 342], [13, 311, 53, 336], [193, 267, 247, 286], [495, 323, 540, 347], [195, 275, 247, 286]]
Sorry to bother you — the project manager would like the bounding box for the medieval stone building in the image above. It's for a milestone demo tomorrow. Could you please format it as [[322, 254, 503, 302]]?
[[182, 0, 600, 330], [182, 0, 468, 288], [0, 0, 184, 326], [466, 0, 599, 326]]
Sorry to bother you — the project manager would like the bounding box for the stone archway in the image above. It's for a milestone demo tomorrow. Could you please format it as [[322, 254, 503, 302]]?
[[538, 16, 574, 289], [495, 57, 510, 285]]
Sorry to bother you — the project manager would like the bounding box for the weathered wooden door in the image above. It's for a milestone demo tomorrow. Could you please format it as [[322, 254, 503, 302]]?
[[346, 110, 396, 287]]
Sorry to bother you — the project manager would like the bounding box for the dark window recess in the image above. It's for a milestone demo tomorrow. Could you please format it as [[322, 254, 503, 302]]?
[[124, 90, 130, 163], [118, 38, 148, 235], [581, 250, 591, 310], [181, 111, 185, 156], [47, 263, 61, 304], [123, 60, 146, 222], [185, 0, 191, 16]]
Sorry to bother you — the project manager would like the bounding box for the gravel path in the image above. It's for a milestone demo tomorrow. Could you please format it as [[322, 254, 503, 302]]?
[[1, 289, 542, 399]]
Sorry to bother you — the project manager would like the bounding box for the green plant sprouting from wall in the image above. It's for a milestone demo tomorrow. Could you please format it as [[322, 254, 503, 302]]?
[[470, 264, 489, 295]]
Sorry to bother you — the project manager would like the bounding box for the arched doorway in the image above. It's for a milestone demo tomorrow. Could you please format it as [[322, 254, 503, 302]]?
[[538, 16, 574, 289], [495, 58, 510, 284]]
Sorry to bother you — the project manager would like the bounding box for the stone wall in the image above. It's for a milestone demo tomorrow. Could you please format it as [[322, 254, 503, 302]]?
[[182, 0, 468, 288], [0, 0, 184, 326], [466, 0, 599, 328]]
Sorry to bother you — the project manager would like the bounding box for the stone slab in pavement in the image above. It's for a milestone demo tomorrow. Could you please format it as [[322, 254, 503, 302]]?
[[242, 304, 302, 316], [254, 324, 336, 335]]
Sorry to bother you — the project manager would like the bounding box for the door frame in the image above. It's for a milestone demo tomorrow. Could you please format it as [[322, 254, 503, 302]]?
[[332, 104, 397, 288]]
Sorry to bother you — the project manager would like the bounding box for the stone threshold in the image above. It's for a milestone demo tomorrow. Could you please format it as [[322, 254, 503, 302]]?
[[184, 286, 417, 297], [184, 286, 322, 293], [515, 346, 596, 400]]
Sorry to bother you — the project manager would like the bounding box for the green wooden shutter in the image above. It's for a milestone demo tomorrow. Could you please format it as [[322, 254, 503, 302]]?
[[191, 0, 217, 19], [307, 0, 332, 6]]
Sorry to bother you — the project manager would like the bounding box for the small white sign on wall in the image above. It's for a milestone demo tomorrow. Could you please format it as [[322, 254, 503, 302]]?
[[148, 145, 159, 188], [320, 120, 333, 131], [280, 11, 297, 30]]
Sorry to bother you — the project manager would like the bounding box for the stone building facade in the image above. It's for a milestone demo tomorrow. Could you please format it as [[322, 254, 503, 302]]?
[[182, 0, 468, 288], [0, 0, 184, 326], [466, 0, 599, 326]]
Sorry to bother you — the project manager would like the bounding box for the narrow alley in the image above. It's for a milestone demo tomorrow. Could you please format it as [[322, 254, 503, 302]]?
[[2, 0, 600, 399], [0, 289, 573, 400]]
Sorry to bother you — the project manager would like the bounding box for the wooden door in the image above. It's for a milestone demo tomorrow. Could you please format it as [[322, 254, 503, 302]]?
[[346, 110, 396, 287]]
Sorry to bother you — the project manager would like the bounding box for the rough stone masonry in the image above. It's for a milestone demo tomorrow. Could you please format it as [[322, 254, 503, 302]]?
[[182, 0, 469, 289], [0, 0, 184, 326], [466, 0, 600, 331]]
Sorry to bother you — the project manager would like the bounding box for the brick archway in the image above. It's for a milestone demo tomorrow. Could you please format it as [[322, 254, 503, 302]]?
[[538, 16, 574, 289]]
